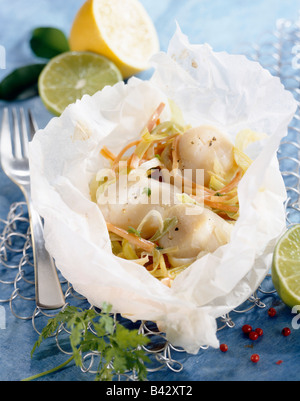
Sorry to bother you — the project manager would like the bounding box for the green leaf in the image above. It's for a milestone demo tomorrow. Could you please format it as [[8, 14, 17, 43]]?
[[98, 314, 115, 335], [127, 226, 142, 238], [96, 364, 114, 382], [30, 315, 60, 358], [30, 27, 70, 59], [81, 332, 107, 353], [29, 303, 150, 381], [0, 63, 46, 101], [101, 302, 113, 314]]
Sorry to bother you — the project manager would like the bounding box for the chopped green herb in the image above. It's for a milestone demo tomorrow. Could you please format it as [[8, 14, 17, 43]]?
[[143, 187, 152, 197], [127, 226, 142, 238], [22, 304, 150, 382]]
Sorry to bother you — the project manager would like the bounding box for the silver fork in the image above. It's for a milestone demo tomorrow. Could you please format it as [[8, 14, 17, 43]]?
[[0, 107, 65, 309]]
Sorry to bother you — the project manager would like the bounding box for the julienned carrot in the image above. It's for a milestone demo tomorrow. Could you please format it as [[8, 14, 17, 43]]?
[[106, 222, 155, 253], [129, 140, 153, 169], [175, 173, 214, 196], [216, 169, 243, 195], [205, 192, 237, 203], [110, 133, 178, 172], [100, 146, 116, 162], [190, 193, 239, 213], [112, 139, 141, 170], [147, 102, 166, 133], [217, 212, 236, 220], [154, 142, 167, 155], [203, 199, 239, 213]]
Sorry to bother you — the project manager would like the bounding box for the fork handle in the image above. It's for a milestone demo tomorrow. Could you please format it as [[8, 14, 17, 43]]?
[[23, 188, 65, 309]]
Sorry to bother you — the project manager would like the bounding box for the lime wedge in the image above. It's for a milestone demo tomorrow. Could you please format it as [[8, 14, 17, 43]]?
[[38, 51, 122, 116], [272, 224, 300, 309]]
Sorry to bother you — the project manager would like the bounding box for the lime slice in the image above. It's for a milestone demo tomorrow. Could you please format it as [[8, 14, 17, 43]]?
[[272, 224, 300, 309], [38, 51, 122, 116]]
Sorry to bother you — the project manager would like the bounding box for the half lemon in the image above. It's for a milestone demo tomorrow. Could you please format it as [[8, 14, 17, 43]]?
[[69, 0, 160, 79]]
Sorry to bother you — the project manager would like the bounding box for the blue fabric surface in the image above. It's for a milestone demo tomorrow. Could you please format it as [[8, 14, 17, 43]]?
[[1, 0, 300, 382]]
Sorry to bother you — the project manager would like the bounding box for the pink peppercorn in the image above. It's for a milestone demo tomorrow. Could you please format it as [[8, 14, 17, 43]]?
[[251, 354, 260, 363], [220, 344, 228, 352], [242, 324, 252, 334], [249, 331, 259, 341], [282, 327, 291, 337], [268, 307, 277, 317], [255, 328, 263, 337]]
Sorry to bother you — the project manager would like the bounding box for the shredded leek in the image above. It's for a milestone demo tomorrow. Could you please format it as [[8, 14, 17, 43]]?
[[209, 173, 227, 192], [168, 264, 191, 279], [176, 193, 200, 206], [233, 147, 253, 172], [121, 239, 138, 260], [150, 216, 178, 241], [111, 241, 122, 255], [137, 210, 164, 235], [132, 139, 152, 161], [168, 98, 185, 128], [142, 121, 184, 142], [235, 128, 267, 152]]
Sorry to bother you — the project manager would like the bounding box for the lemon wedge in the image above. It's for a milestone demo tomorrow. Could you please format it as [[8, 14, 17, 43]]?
[[69, 0, 159, 79]]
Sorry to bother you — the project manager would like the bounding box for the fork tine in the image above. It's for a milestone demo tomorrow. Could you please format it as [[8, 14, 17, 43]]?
[[12, 108, 23, 159], [0, 108, 13, 163], [19, 107, 30, 159], [28, 110, 38, 139]]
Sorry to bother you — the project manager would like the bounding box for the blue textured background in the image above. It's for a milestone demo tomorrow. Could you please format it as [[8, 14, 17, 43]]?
[[1, 0, 300, 382]]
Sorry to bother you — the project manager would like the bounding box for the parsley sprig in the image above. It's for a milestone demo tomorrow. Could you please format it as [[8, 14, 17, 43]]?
[[22, 303, 150, 381]]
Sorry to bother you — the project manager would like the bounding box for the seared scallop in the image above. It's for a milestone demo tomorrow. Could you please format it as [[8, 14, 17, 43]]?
[[158, 203, 232, 259], [177, 125, 235, 186], [97, 176, 180, 239]]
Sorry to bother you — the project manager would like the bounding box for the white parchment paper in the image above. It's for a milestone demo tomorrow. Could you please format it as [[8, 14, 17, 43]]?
[[29, 27, 297, 354]]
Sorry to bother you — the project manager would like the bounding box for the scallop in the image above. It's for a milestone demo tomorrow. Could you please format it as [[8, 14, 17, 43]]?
[[97, 176, 180, 239], [158, 203, 233, 259], [177, 125, 235, 186]]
